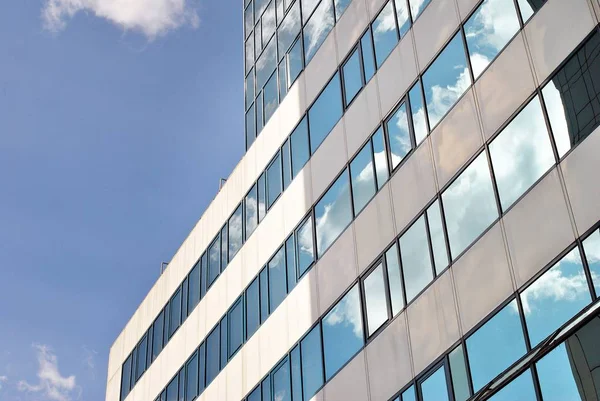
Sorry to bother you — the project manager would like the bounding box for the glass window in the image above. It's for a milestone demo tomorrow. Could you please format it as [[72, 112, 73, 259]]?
[[169, 289, 182, 337], [286, 235, 298, 292], [350, 141, 376, 214], [136, 335, 148, 380], [323, 285, 364, 380], [386, 244, 404, 315], [198, 343, 205, 393], [181, 278, 189, 321], [273, 359, 292, 401], [246, 104, 256, 150], [152, 311, 165, 360], [163, 303, 171, 343], [386, 102, 412, 169], [361, 28, 376, 83], [409, 80, 428, 145], [423, 32, 472, 128], [166, 376, 178, 401], [449, 346, 470, 401], [583, 229, 600, 295], [372, 2, 399, 68], [335, 0, 350, 20], [303, 0, 334, 62], [262, 376, 271, 401], [246, 184, 259, 240], [228, 205, 243, 261], [245, 3, 253, 38], [409, 0, 431, 20], [220, 316, 227, 369], [178, 368, 184, 401], [246, 70, 255, 109], [200, 253, 207, 299], [290, 346, 303, 401], [427, 200, 449, 274], [490, 97, 555, 211], [301, 324, 324, 400], [188, 263, 200, 313], [297, 216, 315, 277], [221, 226, 228, 271], [421, 365, 450, 401], [343, 47, 364, 107], [364, 263, 389, 336], [208, 237, 220, 286], [121, 355, 132, 400], [278, 2, 301, 55], [395, 0, 411, 37], [205, 327, 220, 386], [248, 387, 261, 401], [302, 0, 320, 22], [263, 72, 279, 123], [537, 343, 586, 401], [246, 38, 255, 74], [267, 153, 283, 209], [262, 1, 276, 45], [246, 278, 260, 338], [256, 38, 277, 89], [279, 60, 288, 101], [269, 246, 287, 312], [372, 127, 389, 188], [255, 23, 263, 56], [228, 298, 244, 357], [400, 215, 433, 302], [516, 0, 543, 23], [287, 36, 304, 85], [282, 139, 292, 190], [521, 248, 591, 346], [466, 300, 527, 392], [488, 369, 536, 401], [255, 0, 270, 21], [315, 169, 353, 257], [185, 353, 198, 401], [308, 73, 343, 153], [290, 117, 310, 177], [260, 268, 269, 322], [256, 91, 264, 134], [442, 152, 498, 259], [464, 0, 520, 79], [258, 173, 267, 222], [401, 385, 416, 401]]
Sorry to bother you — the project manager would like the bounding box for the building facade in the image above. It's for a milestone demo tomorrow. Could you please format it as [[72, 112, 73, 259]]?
[[106, 0, 600, 400]]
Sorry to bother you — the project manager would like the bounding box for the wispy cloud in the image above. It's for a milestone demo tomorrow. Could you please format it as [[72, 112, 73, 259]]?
[[0, 375, 8, 390], [81, 346, 98, 380], [41, 0, 200, 39], [17, 344, 78, 401]]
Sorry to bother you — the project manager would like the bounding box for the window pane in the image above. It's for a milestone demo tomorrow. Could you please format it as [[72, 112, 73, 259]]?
[[121, 355, 132, 400], [221, 226, 228, 272], [297, 216, 315, 276], [583, 229, 600, 295], [537, 343, 586, 401], [301, 324, 324, 400], [273, 360, 292, 401], [246, 70, 255, 109], [361, 28, 376, 82], [198, 343, 205, 393], [152, 311, 165, 360], [256, 91, 264, 133], [178, 369, 184, 401], [315, 170, 353, 257], [263, 72, 279, 123], [246, 278, 260, 338], [290, 117, 310, 177], [521, 248, 591, 346], [303, 0, 334, 62], [335, 0, 350, 20], [269, 246, 287, 312], [256, 38, 277, 89], [245, 3, 253, 38], [279, 60, 288, 100], [490, 97, 555, 211], [409, 0, 431, 20], [278, 2, 301, 55], [166, 376, 178, 401], [246, 184, 259, 239], [205, 328, 220, 386], [228, 205, 243, 261], [246, 104, 256, 150], [287, 36, 304, 85], [290, 346, 303, 401], [262, 1, 276, 45], [516, 0, 543, 22], [443, 152, 498, 259], [394, 0, 411, 37], [372, 2, 398, 68], [188, 263, 200, 313], [401, 385, 416, 401], [308, 73, 343, 153], [350, 141, 377, 214], [302, 0, 320, 22], [421, 365, 449, 401], [488, 369, 536, 401], [246, 38, 255, 74], [364, 263, 389, 336], [208, 237, 220, 286], [386, 244, 404, 315], [343, 48, 363, 107], [282, 140, 292, 190], [255, 0, 270, 20], [372, 127, 389, 188], [427, 200, 449, 274], [185, 353, 198, 401], [248, 387, 261, 401], [464, 0, 519, 79], [136, 335, 148, 380], [400, 216, 434, 302], [423, 32, 472, 128], [267, 154, 282, 209], [449, 346, 470, 401], [262, 377, 271, 401], [286, 235, 298, 292], [386, 102, 412, 169], [258, 173, 267, 222], [229, 298, 244, 357], [220, 316, 228, 368], [170, 290, 182, 337], [200, 253, 207, 299], [466, 300, 526, 392], [260, 268, 269, 322], [409, 80, 428, 145]]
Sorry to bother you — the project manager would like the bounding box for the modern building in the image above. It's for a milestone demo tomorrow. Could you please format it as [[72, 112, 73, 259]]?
[[106, 0, 600, 400]]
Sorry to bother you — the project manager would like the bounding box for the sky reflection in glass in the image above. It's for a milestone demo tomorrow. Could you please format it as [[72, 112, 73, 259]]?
[[315, 170, 352, 257]]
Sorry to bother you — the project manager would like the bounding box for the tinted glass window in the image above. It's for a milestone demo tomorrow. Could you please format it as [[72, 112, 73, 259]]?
[[220, 316, 227, 369], [121, 355, 132, 400], [301, 324, 324, 400], [200, 253, 208, 299], [278, 2, 301, 54], [256, 91, 264, 133], [205, 328, 220, 386], [260, 268, 269, 323], [169, 289, 182, 337], [386, 102, 412, 169], [269, 246, 287, 312], [400, 215, 433, 302], [490, 97, 555, 211], [166, 376, 178, 401], [273, 359, 292, 401], [181, 278, 189, 322], [178, 369, 184, 401], [221, 226, 228, 271], [258, 173, 267, 222], [386, 244, 404, 315], [287, 37, 304, 85], [423, 32, 471, 128], [361, 28, 376, 82], [267, 154, 283, 209], [256, 38, 277, 89], [372, 2, 398, 67], [279, 60, 288, 100], [350, 141, 376, 214], [188, 263, 200, 313], [409, 81, 428, 145], [136, 335, 148, 380], [449, 346, 470, 401], [246, 184, 259, 239], [248, 387, 261, 401], [308, 73, 343, 153], [303, 0, 334, 62], [245, 3, 253, 38], [372, 127, 389, 188], [229, 298, 244, 357], [443, 152, 498, 259], [401, 385, 416, 401], [262, 376, 271, 401], [583, 229, 600, 295], [263, 72, 278, 123], [421, 366, 449, 401], [246, 278, 260, 338], [286, 235, 298, 292], [246, 104, 256, 150], [364, 263, 389, 336], [395, 0, 411, 36], [290, 117, 310, 177], [185, 353, 198, 401], [315, 170, 353, 257], [262, 1, 276, 45], [466, 300, 526, 392], [198, 343, 205, 393], [152, 311, 165, 360], [297, 216, 315, 277], [343, 48, 363, 107], [255, 0, 269, 20], [229, 205, 243, 261], [290, 346, 303, 401], [282, 140, 292, 190], [208, 237, 220, 286], [488, 369, 536, 401], [246, 37, 255, 74], [246, 70, 255, 109], [537, 343, 586, 401], [409, 0, 431, 20], [427, 200, 448, 274]]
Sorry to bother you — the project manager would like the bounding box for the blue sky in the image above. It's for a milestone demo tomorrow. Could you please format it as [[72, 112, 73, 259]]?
[[0, 1, 242, 400]]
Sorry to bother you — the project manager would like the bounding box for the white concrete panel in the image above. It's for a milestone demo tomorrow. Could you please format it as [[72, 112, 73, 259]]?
[[475, 32, 536, 140], [203, 273, 228, 336], [335, 0, 370, 60], [287, 267, 321, 345], [278, 75, 308, 142], [377, 30, 419, 118], [255, 113, 282, 176], [241, 230, 261, 284], [305, 32, 340, 106], [107, 336, 124, 386], [407, 270, 460, 374], [242, 331, 262, 395], [503, 168, 576, 287], [195, 300, 208, 346], [226, 351, 244, 401], [310, 120, 348, 203], [390, 139, 437, 234], [525, 0, 595, 83], [259, 299, 290, 378], [456, 0, 480, 21], [431, 89, 483, 188], [243, 145, 258, 195], [366, 0, 388, 20], [413, 0, 460, 71], [366, 314, 413, 401], [323, 351, 369, 401], [282, 160, 314, 236], [316, 227, 359, 314], [105, 372, 120, 401], [256, 195, 286, 268], [345, 78, 382, 159], [225, 255, 244, 307]]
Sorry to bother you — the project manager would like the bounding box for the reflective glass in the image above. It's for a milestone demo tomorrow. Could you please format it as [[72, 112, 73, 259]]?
[[260, 268, 269, 322], [273, 360, 292, 401], [136, 335, 148, 380], [372, 127, 389, 188], [286, 235, 298, 293], [308, 73, 343, 153], [466, 300, 527, 392], [297, 216, 315, 276], [449, 346, 470, 401], [181, 278, 189, 321], [386, 102, 412, 169], [343, 48, 363, 107], [200, 253, 207, 299], [152, 311, 165, 360], [248, 387, 261, 401], [490, 97, 555, 211], [198, 343, 205, 393], [521, 248, 591, 346], [361, 28, 376, 82], [255, 0, 270, 21], [205, 328, 220, 385], [282, 139, 292, 189], [245, 184, 259, 239], [245, 3, 253, 39], [287, 36, 304, 85], [262, 1, 276, 45], [121, 355, 132, 400], [583, 229, 600, 295], [303, 0, 334, 62], [220, 226, 228, 272], [246, 278, 260, 338], [163, 304, 170, 343], [258, 173, 267, 222], [423, 32, 472, 128], [386, 244, 404, 315], [262, 377, 271, 401], [335, 0, 350, 20], [516, 0, 542, 23], [166, 376, 178, 401], [421, 366, 450, 401], [443, 152, 498, 259], [364, 263, 389, 336], [228, 298, 244, 357], [257, 91, 264, 133], [228, 205, 243, 261], [302, 0, 320, 23], [178, 369, 184, 401], [220, 316, 227, 368], [395, 0, 411, 37], [246, 104, 256, 150], [401, 385, 416, 401], [542, 82, 571, 158], [246, 70, 255, 108], [255, 23, 263, 56], [350, 141, 376, 214], [169, 289, 182, 337], [246, 37, 255, 74], [185, 353, 198, 401], [269, 246, 287, 312], [256, 38, 277, 89], [323, 286, 364, 380], [279, 60, 288, 101], [301, 324, 324, 401], [315, 170, 353, 257], [263, 72, 278, 123], [278, 2, 301, 55], [488, 369, 536, 401], [400, 216, 433, 302], [427, 200, 449, 274], [188, 263, 200, 312], [409, 0, 431, 20], [409, 81, 428, 145], [537, 343, 586, 401], [290, 117, 310, 177], [372, 2, 399, 68], [267, 153, 283, 209], [290, 346, 303, 401], [464, 0, 520, 79]]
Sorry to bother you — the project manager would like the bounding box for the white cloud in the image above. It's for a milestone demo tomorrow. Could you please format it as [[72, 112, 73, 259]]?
[[41, 0, 200, 39], [0, 375, 7, 390], [324, 287, 363, 338], [17, 344, 78, 401]]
